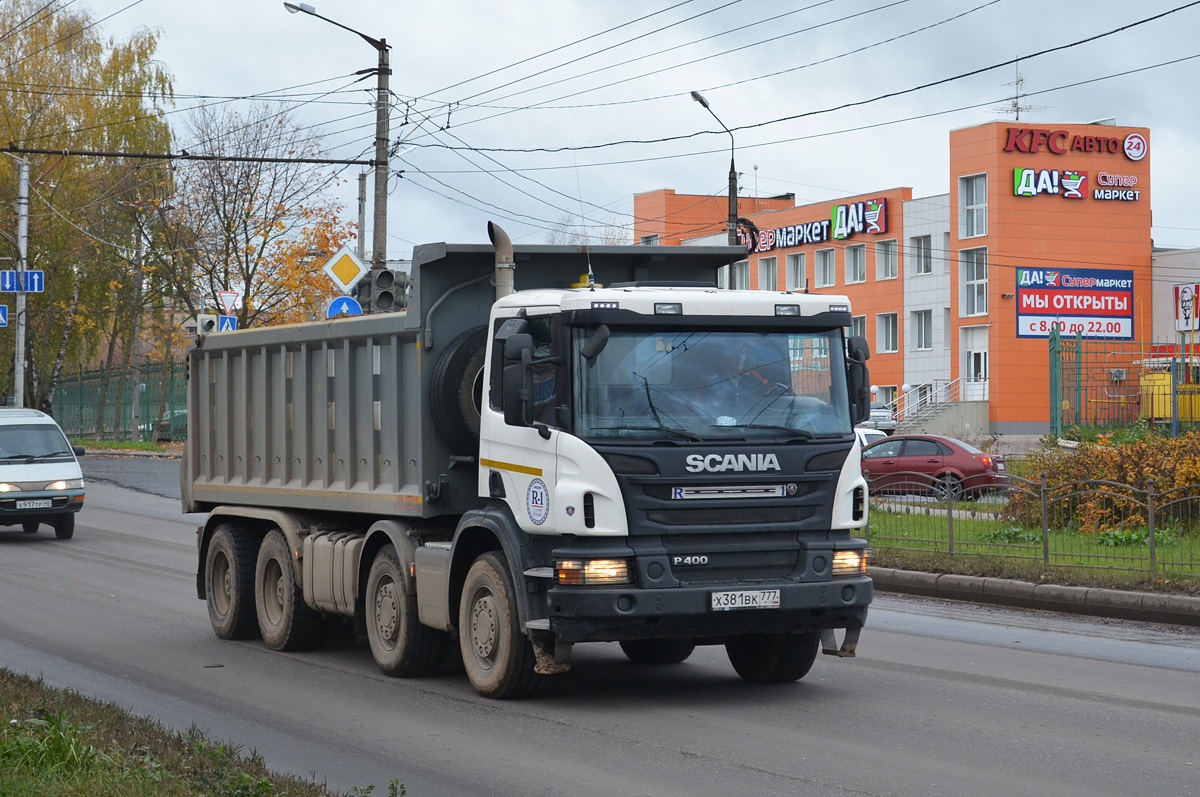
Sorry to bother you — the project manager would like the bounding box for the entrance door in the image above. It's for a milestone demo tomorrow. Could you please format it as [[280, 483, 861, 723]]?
[[963, 327, 989, 400]]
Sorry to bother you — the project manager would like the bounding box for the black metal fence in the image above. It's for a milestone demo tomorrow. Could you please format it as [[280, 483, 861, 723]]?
[[866, 471, 1200, 576], [52, 360, 187, 442]]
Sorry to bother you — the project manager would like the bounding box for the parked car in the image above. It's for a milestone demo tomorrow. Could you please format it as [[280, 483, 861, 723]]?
[[859, 400, 896, 434], [855, 427, 888, 448], [860, 433, 1008, 499], [0, 408, 85, 539], [137, 408, 187, 442]]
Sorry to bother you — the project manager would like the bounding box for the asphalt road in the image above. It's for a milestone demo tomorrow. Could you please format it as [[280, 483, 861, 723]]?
[[0, 456, 1197, 795]]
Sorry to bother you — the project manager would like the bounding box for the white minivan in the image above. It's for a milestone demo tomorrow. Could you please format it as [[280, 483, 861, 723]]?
[[0, 409, 85, 539]]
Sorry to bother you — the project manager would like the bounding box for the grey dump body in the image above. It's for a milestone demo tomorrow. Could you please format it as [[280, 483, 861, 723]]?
[[186, 238, 872, 697]]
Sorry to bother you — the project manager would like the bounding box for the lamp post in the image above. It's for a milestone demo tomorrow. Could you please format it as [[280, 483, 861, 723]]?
[[284, 2, 391, 309], [691, 90, 738, 246]]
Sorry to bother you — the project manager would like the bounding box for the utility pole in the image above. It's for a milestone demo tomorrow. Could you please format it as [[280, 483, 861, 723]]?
[[357, 170, 367, 261], [15, 158, 28, 409], [690, 91, 739, 246]]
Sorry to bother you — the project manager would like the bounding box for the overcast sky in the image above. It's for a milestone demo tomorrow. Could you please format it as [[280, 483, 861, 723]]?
[[95, 0, 1200, 259]]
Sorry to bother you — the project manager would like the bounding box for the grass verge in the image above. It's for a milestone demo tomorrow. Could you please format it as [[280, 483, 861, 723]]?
[[0, 669, 404, 796]]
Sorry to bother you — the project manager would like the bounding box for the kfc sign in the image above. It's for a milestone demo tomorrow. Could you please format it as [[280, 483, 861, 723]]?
[[1004, 128, 1148, 162]]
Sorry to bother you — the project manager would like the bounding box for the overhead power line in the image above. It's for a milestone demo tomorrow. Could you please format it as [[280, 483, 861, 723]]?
[[0, 145, 372, 166]]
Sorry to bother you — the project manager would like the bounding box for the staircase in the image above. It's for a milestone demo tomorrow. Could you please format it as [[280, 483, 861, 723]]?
[[890, 378, 975, 434]]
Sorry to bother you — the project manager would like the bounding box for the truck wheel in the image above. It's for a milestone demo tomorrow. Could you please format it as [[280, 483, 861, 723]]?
[[22, 521, 38, 534], [726, 632, 820, 683], [366, 544, 447, 676], [255, 529, 322, 651], [53, 514, 74, 540], [459, 552, 541, 699], [205, 524, 260, 640], [430, 326, 487, 455], [619, 639, 696, 665]]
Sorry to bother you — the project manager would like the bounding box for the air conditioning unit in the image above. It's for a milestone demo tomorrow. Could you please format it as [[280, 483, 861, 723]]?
[[1109, 368, 1127, 382]]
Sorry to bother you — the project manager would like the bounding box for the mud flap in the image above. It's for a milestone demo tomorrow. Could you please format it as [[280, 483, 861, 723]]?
[[820, 627, 860, 658]]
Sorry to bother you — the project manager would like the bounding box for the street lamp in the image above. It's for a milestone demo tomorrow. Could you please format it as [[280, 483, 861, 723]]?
[[284, 2, 391, 310], [691, 90, 738, 246]]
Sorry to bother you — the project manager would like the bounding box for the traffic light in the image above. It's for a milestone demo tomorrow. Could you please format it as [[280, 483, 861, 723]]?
[[194, 314, 218, 335], [370, 268, 408, 313]]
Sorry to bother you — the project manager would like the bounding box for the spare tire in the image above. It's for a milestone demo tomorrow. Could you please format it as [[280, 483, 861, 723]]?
[[430, 326, 488, 454]]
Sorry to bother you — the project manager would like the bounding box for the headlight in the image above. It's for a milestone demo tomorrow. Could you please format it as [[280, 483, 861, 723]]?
[[48, 479, 84, 490], [832, 549, 869, 577], [0, 483, 19, 493], [555, 558, 634, 586]]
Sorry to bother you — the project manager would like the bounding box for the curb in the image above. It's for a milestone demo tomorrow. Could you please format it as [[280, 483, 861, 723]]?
[[868, 566, 1200, 627], [83, 449, 182, 459]]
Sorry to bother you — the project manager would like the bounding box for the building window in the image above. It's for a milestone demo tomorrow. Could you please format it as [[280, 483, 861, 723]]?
[[846, 245, 866, 284], [912, 235, 932, 275], [913, 310, 932, 350], [960, 173, 987, 238], [876, 239, 898, 280], [944, 307, 952, 347], [877, 312, 898, 353], [816, 249, 835, 287], [730, 260, 750, 290], [785, 252, 805, 291], [640, 233, 659, 246], [758, 256, 777, 291], [851, 315, 866, 338], [962, 248, 987, 316]]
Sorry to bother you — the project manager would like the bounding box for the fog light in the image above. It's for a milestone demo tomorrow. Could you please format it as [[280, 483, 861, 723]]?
[[555, 558, 633, 585], [832, 549, 868, 577]]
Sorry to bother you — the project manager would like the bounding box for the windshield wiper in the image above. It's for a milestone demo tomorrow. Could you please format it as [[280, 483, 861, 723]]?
[[28, 451, 71, 460], [0, 453, 37, 460], [711, 423, 813, 439], [594, 424, 701, 441]]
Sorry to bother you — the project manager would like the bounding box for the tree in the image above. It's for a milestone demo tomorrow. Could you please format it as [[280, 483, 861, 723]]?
[[159, 104, 353, 329], [545, 213, 632, 245]]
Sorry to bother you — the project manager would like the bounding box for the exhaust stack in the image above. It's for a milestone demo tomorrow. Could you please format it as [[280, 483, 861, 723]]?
[[488, 221, 515, 300]]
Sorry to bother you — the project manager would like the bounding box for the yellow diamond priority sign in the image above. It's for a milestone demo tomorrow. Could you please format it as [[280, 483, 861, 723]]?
[[322, 245, 369, 295]]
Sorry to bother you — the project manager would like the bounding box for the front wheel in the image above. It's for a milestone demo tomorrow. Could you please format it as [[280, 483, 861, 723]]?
[[726, 632, 820, 683], [935, 474, 962, 501], [459, 552, 541, 699], [255, 529, 322, 651], [366, 544, 448, 677], [53, 514, 74, 540], [619, 638, 696, 665]]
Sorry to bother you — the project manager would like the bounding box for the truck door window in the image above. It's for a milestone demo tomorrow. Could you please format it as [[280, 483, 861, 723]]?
[[491, 315, 562, 428]]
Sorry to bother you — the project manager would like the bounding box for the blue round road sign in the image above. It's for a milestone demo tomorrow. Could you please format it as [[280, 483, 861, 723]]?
[[327, 296, 363, 318]]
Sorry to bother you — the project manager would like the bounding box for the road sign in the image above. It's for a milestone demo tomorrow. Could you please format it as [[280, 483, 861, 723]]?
[[0, 270, 44, 292], [0, 305, 6, 327], [322, 245, 369, 295], [327, 296, 363, 318], [218, 290, 241, 316], [217, 315, 238, 332]]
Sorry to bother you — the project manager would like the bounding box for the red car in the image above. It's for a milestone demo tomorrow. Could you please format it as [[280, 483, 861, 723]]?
[[860, 434, 1008, 499]]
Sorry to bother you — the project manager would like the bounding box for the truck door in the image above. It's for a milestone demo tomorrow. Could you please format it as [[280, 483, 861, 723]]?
[[480, 315, 563, 534]]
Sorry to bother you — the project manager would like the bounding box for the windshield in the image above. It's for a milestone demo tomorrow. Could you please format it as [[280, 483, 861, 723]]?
[[573, 328, 852, 442], [0, 423, 73, 459]]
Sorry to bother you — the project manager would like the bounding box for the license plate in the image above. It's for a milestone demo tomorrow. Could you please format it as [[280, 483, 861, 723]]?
[[16, 499, 52, 510], [711, 589, 780, 611]]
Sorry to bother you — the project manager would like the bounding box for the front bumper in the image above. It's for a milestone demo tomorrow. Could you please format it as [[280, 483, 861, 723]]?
[[544, 576, 872, 643], [0, 490, 84, 523]]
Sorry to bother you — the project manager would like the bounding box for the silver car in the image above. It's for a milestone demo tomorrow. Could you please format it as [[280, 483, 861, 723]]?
[[861, 401, 896, 434]]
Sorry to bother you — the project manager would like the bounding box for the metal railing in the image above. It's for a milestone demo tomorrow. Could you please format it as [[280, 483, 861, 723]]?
[[53, 360, 188, 442], [865, 471, 1200, 576], [890, 377, 975, 431]]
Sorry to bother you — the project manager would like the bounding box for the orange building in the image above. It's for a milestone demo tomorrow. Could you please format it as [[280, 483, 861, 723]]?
[[634, 121, 1153, 434]]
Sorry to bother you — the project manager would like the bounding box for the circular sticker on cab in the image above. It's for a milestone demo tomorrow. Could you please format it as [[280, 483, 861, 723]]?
[[526, 478, 550, 525]]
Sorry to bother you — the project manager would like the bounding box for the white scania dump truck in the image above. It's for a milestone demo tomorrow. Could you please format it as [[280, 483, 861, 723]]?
[[184, 224, 874, 698]]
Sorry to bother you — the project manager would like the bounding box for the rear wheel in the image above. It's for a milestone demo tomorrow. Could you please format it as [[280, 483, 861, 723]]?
[[205, 524, 259, 640], [459, 552, 541, 699], [935, 474, 962, 501], [53, 514, 74, 540], [22, 521, 38, 534], [726, 632, 820, 683], [619, 638, 696, 665], [255, 529, 322, 651], [366, 544, 448, 676]]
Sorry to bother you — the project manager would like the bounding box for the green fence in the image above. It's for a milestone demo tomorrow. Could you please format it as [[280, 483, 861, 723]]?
[[53, 360, 187, 442], [1049, 329, 1200, 436]]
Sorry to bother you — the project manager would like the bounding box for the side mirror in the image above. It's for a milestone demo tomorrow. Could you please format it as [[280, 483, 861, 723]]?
[[503, 362, 529, 426], [503, 332, 534, 362], [847, 335, 870, 363], [72, 445, 85, 457]]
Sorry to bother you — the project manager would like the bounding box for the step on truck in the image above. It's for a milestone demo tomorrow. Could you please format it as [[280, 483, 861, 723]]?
[[184, 223, 874, 699]]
